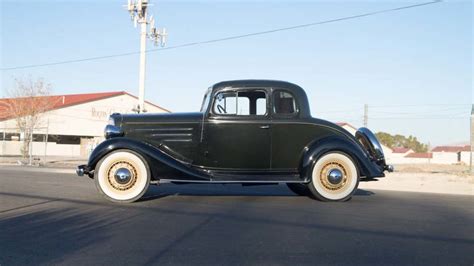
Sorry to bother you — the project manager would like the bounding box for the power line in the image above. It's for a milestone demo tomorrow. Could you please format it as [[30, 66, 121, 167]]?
[[374, 107, 470, 115], [370, 116, 469, 120], [369, 103, 469, 108], [1, 0, 442, 71], [316, 108, 361, 114]]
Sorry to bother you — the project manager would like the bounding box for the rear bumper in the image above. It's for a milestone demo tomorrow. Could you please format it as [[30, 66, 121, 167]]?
[[361, 163, 394, 181], [76, 165, 93, 178]]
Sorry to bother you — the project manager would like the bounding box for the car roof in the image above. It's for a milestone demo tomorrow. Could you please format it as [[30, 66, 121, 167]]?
[[211, 79, 311, 118], [212, 79, 302, 91]]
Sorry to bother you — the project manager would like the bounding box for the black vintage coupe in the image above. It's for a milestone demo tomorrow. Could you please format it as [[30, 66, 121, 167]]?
[[77, 80, 392, 203]]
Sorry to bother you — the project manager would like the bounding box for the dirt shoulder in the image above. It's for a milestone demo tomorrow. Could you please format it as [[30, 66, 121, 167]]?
[[360, 172, 474, 196], [394, 163, 472, 176]]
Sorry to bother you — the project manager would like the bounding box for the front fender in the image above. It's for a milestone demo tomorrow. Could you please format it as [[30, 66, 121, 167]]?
[[86, 137, 210, 181], [300, 136, 384, 181]]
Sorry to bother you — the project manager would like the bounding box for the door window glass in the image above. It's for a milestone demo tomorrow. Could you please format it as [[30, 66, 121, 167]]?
[[213, 90, 267, 116]]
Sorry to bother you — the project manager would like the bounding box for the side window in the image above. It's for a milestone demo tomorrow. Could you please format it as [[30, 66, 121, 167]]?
[[256, 98, 266, 115], [213, 90, 267, 116], [273, 91, 297, 115]]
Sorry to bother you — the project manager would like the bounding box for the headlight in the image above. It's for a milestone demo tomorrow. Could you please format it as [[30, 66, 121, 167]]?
[[104, 125, 123, 139], [108, 117, 115, 126]]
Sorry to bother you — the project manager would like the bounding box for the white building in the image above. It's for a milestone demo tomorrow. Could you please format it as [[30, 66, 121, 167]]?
[[0, 91, 169, 157], [431, 145, 471, 165]]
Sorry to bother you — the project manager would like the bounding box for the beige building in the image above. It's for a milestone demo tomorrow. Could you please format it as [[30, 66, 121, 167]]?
[[0, 91, 169, 157]]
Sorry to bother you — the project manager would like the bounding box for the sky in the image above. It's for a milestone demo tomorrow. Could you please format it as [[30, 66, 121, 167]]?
[[0, 0, 472, 146]]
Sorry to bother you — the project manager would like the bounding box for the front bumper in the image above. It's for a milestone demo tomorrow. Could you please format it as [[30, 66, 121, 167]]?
[[76, 165, 93, 178], [385, 164, 394, 172]]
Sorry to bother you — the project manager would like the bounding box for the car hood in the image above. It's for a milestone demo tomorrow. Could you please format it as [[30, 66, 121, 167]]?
[[119, 112, 203, 125]]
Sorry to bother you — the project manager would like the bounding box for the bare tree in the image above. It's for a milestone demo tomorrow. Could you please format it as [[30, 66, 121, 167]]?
[[5, 77, 54, 161]]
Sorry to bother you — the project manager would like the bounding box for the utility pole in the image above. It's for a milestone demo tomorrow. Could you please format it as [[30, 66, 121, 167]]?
[[126, 0, 167, 113], [44, 120, 49, 165], [363, 104, 368, 127], [29, 126, 33, 166], [470, 104, 473, 174], [1, 124, 5, 158], [138, 6, 147, 113]]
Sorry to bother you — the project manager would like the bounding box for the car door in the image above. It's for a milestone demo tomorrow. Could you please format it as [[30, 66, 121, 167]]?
[[270, 89, 304, 171], [202, 88, 271, 170]]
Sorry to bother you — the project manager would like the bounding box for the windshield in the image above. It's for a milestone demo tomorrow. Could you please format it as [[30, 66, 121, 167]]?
[[200, 87, 212, 112]]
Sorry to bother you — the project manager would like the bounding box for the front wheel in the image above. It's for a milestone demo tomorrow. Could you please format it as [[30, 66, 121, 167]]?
[[94, 149, 150, 203], [308, 152, 359, 202]]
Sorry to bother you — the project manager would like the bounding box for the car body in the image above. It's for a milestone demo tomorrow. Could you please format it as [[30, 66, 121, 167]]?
[[77, 80, 392, 202]]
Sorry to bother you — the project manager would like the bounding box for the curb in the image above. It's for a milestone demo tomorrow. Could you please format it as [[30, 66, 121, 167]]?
[[0, 165, 76, 174]]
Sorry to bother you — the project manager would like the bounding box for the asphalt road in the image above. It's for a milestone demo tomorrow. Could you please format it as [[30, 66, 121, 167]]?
[[1, 166, 473, 266]]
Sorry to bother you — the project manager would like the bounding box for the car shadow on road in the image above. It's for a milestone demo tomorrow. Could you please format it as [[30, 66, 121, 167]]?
[[137, 184, 376, 202], [360, 178, 380, 182], [354, 189, 376, 196], [0, 208, 116, 265], [2, 189, 473, 265]]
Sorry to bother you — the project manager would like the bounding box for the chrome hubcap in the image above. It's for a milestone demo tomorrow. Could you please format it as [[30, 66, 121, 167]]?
[[114, 168, 132, 184], [319, 161, 349, 191], [327, 169, 343, 185], [107, 161, 138, 191]]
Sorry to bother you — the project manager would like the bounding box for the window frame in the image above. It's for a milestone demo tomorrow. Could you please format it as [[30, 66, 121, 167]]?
[[200, 87, 213, 113], [210, 87, 270, 118]]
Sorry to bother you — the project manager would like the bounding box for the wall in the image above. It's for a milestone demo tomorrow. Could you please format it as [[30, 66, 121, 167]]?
[[1, 140, 81, 156], [460, 151, 471, 165], [431, 152, 459, 164]]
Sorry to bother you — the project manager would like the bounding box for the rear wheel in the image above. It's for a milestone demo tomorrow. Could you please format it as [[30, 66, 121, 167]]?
[[94, 150, 150, 203], [286, 183, 310, 196], [308, 152, 359, 202]]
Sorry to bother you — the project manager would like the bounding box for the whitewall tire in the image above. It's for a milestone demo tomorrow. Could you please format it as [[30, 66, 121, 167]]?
[[94, 150, 150, 203], [308, 152, 359, 202]]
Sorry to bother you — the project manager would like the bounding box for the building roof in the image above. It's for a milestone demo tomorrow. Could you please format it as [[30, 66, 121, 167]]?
[[0, 91, 170, 121], [431, 145, 471, 153], [405, 152, 433, 159], [392, 147, 412, 153]]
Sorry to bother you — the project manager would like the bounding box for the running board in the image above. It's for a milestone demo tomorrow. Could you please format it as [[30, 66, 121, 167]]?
[[158, 179, 306, 184]]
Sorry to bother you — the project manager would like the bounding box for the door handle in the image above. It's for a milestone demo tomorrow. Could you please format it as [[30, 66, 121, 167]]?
[[259, 125, 270, 129]]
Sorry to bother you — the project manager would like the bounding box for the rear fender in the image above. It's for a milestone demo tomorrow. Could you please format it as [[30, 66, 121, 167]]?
[[300, 136, 384, 181]]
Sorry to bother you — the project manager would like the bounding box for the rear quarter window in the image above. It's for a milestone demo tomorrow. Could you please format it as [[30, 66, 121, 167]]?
[[273, 90, 298, 115]]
